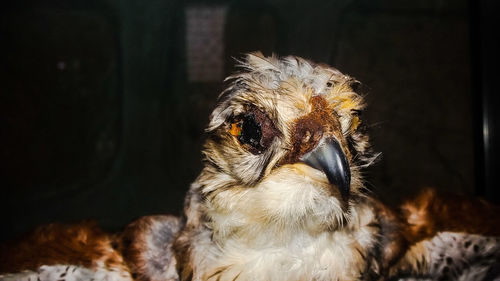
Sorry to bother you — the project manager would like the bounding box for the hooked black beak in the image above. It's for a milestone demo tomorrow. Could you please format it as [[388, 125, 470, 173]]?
[[300, 138, 351, 200]]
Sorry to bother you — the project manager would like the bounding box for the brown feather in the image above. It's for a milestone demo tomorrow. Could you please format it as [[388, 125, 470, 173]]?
[[399, 188, 500, 244], [117, 215, 181, 281], [0, 221, 128, 274]]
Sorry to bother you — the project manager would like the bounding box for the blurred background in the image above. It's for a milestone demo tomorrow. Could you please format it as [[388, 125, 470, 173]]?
[[1, 0, 499, 242]]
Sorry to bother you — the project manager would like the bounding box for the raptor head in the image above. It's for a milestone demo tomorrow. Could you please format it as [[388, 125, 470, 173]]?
[[198, 52, 378, 235]]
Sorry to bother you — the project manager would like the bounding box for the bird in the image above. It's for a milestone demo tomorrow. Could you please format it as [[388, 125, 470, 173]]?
[[1, 52, 499, 281]]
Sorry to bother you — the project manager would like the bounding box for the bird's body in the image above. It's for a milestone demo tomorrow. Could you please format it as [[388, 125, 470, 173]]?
[[1, 53, 499, 281], [172, 53, 394, 280], [177, 188, 391, 281]]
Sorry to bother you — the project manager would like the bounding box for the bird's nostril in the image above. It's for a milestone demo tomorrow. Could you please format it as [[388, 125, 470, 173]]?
[[302, 130, 312, 143], [313, 131, 323, 142], [301, 130, 323, 144]]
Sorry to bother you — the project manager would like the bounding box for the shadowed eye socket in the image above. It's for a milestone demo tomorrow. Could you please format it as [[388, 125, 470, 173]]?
[[229, 108, 278, 154], [351, 109, 362, 116]]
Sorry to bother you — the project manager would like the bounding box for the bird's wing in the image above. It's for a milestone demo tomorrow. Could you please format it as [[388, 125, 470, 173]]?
[[388, 188, 500, 280], [0, 216, 182, 281], [118, 215, 182, 281], [0, 221, 133, 281]]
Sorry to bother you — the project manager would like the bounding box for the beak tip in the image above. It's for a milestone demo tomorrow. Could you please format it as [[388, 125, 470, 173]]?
[[300, 138, 351, 200]]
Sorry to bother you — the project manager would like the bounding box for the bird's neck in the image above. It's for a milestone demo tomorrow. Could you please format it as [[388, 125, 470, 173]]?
[[194, 166, 377, 246], [178, 169, 404, 281], [203, 194, 377, 250], [195, 193, 386, 281]]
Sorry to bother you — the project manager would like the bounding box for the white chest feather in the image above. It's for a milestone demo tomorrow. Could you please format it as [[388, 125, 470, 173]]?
[[209, 232, 372, 281], [191, 204, 379, 281]]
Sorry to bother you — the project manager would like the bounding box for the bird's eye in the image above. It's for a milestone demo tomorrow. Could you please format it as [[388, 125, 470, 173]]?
[[229, 108, 278, 154], [230, 113, 263, 153]]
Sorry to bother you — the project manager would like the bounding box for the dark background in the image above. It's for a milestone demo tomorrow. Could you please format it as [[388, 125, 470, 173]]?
[[1, 0, 499, 242]]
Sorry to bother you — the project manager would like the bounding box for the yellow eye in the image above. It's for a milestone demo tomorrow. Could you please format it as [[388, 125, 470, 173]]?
[[229, 121, 242, 136]]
